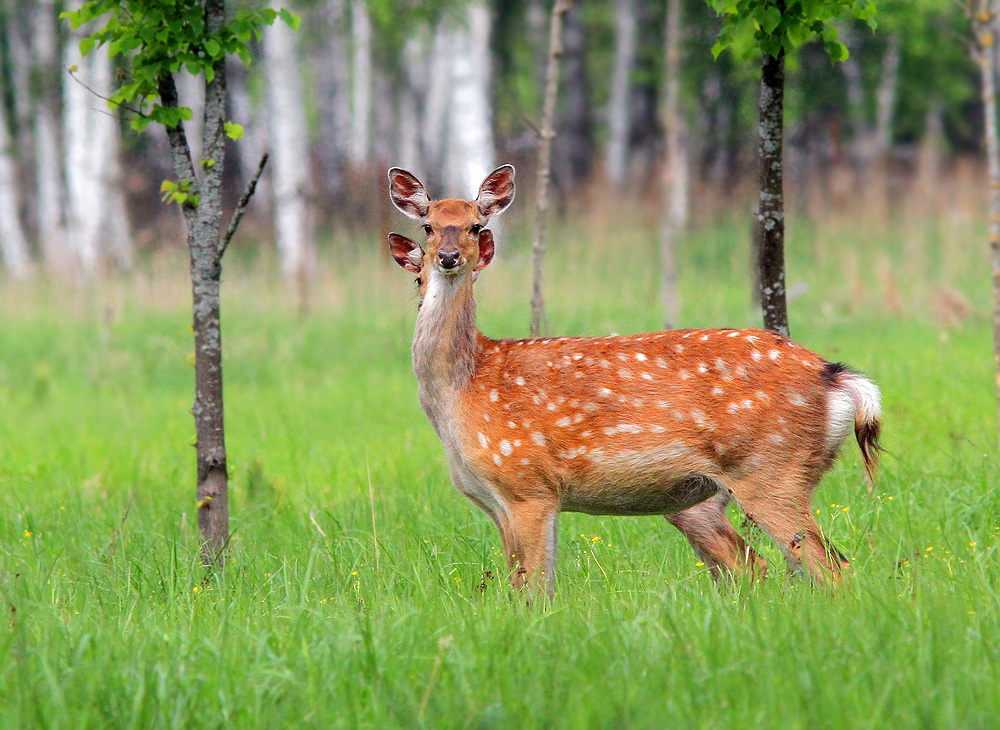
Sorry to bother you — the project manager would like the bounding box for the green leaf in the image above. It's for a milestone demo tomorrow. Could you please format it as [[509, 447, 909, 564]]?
[[224, 122, 244, 141], [825, 40, 848, 62], [278, 8, 301, 31], [78, 36, 96, 56], [758, 6, 782, 35], [205, 38, 221, 57]]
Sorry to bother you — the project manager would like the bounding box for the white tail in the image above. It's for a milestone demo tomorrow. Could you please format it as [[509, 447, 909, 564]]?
[[387, 165, 882, 599]]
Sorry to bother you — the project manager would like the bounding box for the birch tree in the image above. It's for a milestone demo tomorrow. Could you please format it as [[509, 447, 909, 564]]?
[[32, 0, 70, 272], [968, 0, 1000, 445], [0, 70, 33, 279], [66, 0, 290, 564], [606, 0, 637, 188], [660, 0, 688, 329], [707, 0, 876, 337], [265, 17, 315, 294], [349, 0, 372, 171]]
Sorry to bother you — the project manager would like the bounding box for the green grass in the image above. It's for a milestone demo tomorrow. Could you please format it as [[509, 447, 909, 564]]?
[[2, 212, 999, 728]]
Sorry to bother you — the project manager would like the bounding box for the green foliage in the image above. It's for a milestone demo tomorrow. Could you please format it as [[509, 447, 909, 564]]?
[[707, 0, 877, 61], [62, 1, 298, 131], [159, 178, 198, 207]]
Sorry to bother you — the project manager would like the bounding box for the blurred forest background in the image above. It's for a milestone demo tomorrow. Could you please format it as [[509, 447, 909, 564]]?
[[0, 0, 986, 286]]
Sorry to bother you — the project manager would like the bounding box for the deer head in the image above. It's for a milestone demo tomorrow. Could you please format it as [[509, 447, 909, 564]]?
[[387, 166, 514, 296]]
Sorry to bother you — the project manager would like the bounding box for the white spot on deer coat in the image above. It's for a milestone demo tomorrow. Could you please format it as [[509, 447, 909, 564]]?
[[500, 440, 513, 456], [490, 389, 499, 402], [635, 353, 647, 361], [531, 432, 546, 445], [478, 432, 488, 448], [493, 454, 502, 466], [556, 417, 571, 427], [515, 376, 525, 386]]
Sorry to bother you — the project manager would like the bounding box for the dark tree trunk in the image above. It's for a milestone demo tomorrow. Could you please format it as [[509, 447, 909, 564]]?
[[159, 0, 231, 565], [756, 47, 789, 337]]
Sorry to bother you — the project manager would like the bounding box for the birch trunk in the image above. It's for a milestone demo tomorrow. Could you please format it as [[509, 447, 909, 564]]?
[[756, 48, 789, 337], [531, 0, 573, 337], [444, 2, 495, 198], [422, 23, 451, 189], [606, 0, 637, 187], [0, 69, 32, 279], [32, 0, 69, 272], [158, 0, 232, 564], [265, 19, 315, 291], [349, 0, 372, 171], [659, 0, 686, 329], [973, 2, 1000, 446], [64, 15, 102, 276]]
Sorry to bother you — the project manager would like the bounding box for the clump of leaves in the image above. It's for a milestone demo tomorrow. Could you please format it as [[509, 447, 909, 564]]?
[[707, 0, 877, 61], [63, 1, 298, 131]]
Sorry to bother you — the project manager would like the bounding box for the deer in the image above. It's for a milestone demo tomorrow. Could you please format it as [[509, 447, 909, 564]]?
[[386, 164, 882, 601]]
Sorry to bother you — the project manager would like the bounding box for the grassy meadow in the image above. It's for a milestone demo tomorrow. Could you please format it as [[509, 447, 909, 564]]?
[[2, 196, 1000, 728]]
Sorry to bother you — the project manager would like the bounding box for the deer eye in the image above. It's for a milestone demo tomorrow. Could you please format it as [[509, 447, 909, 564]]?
[[470, 223, 482, 235], [423, 224, 433, 235]]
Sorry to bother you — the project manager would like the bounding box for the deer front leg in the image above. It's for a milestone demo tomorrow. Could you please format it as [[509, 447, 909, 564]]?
[[666, 492, 768, 582], [498, 498, 560, 603]]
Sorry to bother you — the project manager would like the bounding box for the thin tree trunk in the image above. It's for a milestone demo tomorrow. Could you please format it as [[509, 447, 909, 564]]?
[[874, 32, 901, 166], [0, 68, 33, 279], [159, 0, 231, 565], [973, 1, 1000, 447], [606, 0, 636, 187], [659, 0, 686, 329], [32, 0, 69, 273], [265, 18, 314, 295], [531, 0, 573, 337], [756, 47, 789, 337], [349, 0, 372, 171]]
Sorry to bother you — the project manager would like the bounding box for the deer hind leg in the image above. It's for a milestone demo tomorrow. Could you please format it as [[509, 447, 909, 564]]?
[[665, 492, 768, 581], [497, 498, 560, 603], [725, 472, 849, 583]]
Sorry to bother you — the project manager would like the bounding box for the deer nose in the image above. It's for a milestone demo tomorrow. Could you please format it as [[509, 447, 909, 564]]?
[[438, 249, 460, 270]]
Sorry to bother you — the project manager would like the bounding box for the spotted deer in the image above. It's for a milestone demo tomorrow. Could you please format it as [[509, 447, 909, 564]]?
[[387, 164, 882, 600]]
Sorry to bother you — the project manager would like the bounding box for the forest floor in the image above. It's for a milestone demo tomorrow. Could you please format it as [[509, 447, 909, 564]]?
[[1, 209, 999, 728]]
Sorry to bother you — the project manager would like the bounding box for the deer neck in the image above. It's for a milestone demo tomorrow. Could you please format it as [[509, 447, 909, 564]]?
[[412, 268, 480, 426]]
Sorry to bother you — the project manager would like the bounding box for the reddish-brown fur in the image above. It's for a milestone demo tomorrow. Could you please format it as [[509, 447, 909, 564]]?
[[387, 165, 882, 600]]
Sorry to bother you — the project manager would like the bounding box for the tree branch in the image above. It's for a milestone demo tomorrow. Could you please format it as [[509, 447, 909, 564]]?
[[218, 152, 269, 262], [157, 74, 199, 213]]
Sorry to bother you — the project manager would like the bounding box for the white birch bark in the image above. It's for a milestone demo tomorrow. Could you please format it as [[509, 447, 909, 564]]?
[[349, 0, 372, 170], [32, 0, 69, 272], [264, 18, 314, 283], [444, 2, 495, 199], [396, 34, 427, 173], [0, 69, 32, 278], [606, 0, 637, 187], [64, 19, 102, 275], [64, 15, 132, 276], [659, 0, 687, 328]]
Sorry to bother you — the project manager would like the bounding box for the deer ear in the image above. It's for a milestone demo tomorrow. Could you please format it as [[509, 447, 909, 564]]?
[[388, 233, 424, 274], [475, 165, 515, 219], [473, 229, 495, 273], [388, 168, 431, 220]]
